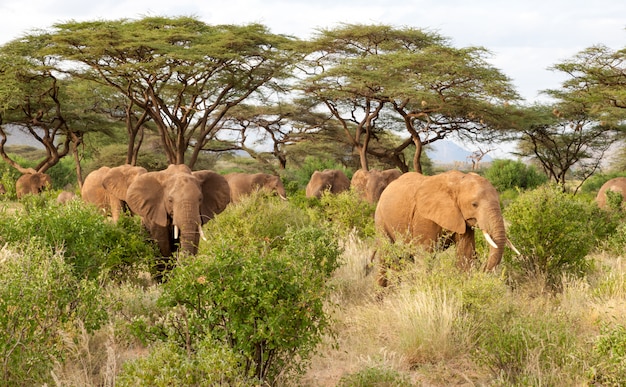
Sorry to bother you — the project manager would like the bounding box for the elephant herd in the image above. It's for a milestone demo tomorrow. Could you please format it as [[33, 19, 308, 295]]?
[[16, 164, 626, 282]]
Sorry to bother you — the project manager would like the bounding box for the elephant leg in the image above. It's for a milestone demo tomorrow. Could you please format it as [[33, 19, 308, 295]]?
[[144, 222, 176, 282], [455, 227, 476, 270]]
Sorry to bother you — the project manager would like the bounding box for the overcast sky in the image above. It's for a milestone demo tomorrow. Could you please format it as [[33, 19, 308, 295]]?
[[1, 0, 624, 104]]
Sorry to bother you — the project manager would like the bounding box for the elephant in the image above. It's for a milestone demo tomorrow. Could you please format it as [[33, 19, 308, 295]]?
[[375, 170, 518, 274], [351, 168, 403, 203], [596, 177, 626, 209], [16, 172, 52, 199], [81, 164, 147, 222], [57, 190, 77, 204], [125, 164, 230, 276], [305, 169, 351, 198], [224, 172, 287, 203]]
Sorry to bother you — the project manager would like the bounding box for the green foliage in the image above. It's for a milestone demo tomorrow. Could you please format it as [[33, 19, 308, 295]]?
[[0, 198, 157, 279], [475, 310, 579, 385], [503, 185, 616, 289], [131, 195, 341, 384], [47, 156, 77, 189], [588, 323, 626, 385], [313, 189, 377, 238], [0, 242, 107, 385], [484, 159, 547, 192], [117, 340, 247, 387], [337, 366, 414, 386]]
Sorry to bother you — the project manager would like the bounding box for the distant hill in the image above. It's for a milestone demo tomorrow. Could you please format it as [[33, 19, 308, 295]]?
[[426, 140, 493, 165], [3, 125, 45, 150]]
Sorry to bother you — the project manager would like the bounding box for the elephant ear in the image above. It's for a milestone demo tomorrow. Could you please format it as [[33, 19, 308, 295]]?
[[415, 177, 466, 234], [126, 173, 168, 227], [193, 170, 231, 224], [103, 165, 146, 200]]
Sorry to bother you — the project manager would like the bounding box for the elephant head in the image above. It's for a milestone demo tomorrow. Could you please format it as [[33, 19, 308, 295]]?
[[16, 172, 52, 199], [125, 164, 231, 259], [224, 172, 287, 203], [81, 164, 147, 222], [352, 168, 402, 203], [305, 169, 351, 198], [375, 171, 517, 271], [596, 177, 626, 209]]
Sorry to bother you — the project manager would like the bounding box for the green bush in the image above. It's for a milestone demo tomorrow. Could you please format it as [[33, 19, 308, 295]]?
[[0, 198, 158, 279], [117, 340, 247, 387], [503, 185, 616, 289], [588, 323, 626, 385], [484, 159, 547, 192], [0, 241, 107, 385], [315, 189, 377, 238], [132, 195, 341, 385], [337, 366, 414, 386]]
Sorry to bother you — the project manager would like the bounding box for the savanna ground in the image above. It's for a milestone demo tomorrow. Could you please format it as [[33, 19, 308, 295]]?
[[2, 183, 626, 386]]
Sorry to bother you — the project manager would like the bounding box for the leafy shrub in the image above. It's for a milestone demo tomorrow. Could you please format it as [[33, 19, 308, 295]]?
[[117, 340, 246, 387], [315, 189, 377, 238], [132, 195, 341, 385], [484, 159, 547, 192], [337, 366, 414, 386], [589, 323, 626, 385], [503, 185, 616, 289], [0, 242, 107, 385], [0, 198, 157, 279]]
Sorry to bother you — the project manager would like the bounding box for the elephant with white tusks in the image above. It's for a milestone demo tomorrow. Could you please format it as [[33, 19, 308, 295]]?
[[125, 164, 231, 279], [375, 171, 519, 284]]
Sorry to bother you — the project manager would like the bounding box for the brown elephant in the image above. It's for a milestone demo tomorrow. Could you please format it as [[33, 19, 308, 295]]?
[[375, 170, 518, 273], [16, 172, 52, 199], [351, 168, 403, 203], [596, 177, 626, 209], [81, 164, 147, 222], [305, 169, 351, 198], [125, 164, 230, 271], [224, 172, 286, 203], [57, 190, 77, 204]]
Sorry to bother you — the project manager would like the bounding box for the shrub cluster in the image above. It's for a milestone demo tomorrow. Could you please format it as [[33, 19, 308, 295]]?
[[484, 159, 547, 192], [0, 242, 107, 385], [123, 193, 342, 385], [503, 184, 617, 289], [0, 197, 158, 279]]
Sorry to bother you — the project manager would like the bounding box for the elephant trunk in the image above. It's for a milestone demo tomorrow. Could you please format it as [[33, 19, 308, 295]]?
[[482, 205, 507, 271], [175, 200, 201, 255]]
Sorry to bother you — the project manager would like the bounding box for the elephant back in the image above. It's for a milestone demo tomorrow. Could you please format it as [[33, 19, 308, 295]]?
[[596, 177, 626, 208]]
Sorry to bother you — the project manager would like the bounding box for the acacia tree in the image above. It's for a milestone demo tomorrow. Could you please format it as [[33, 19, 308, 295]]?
[[48, 16, 301, 168], [515, 104, 619, 191], [516, 44, 626, 190], [0, 35, 105, 185], [300, 24, 519, 173], [211, 100, 331, 170]]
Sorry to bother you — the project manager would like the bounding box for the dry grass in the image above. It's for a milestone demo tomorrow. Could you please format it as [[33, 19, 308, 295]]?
[[302, 236, 626, 386]]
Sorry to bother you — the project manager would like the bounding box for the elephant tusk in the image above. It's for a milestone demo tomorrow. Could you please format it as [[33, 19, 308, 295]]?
[[198, 224, 207, 241], [279, 194, 288, 201], [174, 225, 179, 240], [507, 238, 521, 255], [482, 231, 498, 249]]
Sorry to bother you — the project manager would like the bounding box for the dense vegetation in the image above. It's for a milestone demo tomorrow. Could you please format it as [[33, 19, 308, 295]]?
[[0, 13, 626, 387], [0, 168, 625, 385]]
